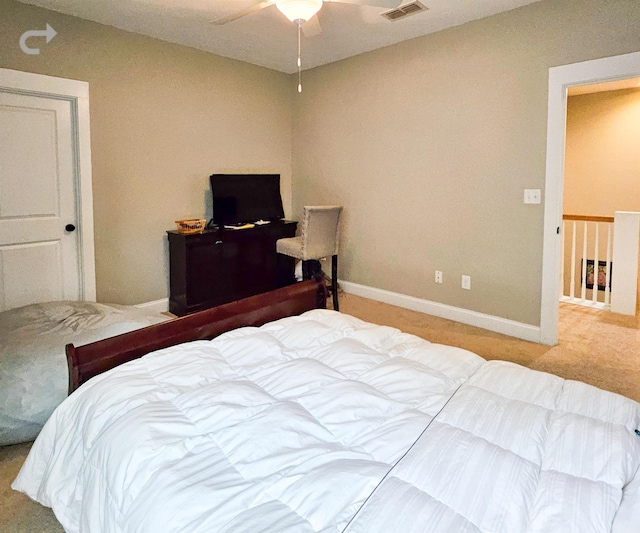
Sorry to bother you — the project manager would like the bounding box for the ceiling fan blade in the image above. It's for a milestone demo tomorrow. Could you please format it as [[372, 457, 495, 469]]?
[[332, 0, 402, 8], [212, 1, 274, 25], [301, 15, 322, 37]]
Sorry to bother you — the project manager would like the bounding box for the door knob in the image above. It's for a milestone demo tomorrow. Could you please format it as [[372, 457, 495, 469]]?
[[65, 224, 76, 232]]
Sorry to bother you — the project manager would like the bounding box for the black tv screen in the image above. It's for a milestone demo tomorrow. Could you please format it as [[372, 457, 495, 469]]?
[[210, 174, 284, 225]]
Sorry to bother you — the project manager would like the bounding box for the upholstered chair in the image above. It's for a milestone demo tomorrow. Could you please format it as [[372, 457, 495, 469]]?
[[276, 206, 343, 311]]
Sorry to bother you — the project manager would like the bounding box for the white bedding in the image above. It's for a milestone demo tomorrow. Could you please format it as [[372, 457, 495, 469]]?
[[344, 362, 640, 532], [12, 310, 640, 532]]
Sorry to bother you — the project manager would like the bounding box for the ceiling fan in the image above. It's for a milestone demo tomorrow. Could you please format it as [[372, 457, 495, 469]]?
[[213, 0, 403, 37], [213, 0, 402, 92]]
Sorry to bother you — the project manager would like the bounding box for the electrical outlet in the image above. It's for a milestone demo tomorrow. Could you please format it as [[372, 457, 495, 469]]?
[[524, 189, 541, 204], [461, 275, 471, 290], [435, 270, 443, 284]]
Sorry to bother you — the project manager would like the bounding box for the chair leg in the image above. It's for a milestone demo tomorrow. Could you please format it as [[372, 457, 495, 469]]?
[[302, 260, 323, 281], [331, 255, 339, 311]]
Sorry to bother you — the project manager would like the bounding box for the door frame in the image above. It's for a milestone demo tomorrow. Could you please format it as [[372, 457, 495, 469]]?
[[539, 51, 640, 345], [0, 68, 95, 301]]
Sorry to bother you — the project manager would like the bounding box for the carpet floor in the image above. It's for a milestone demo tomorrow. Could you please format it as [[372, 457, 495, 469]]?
[[1, 294, 638, 531]]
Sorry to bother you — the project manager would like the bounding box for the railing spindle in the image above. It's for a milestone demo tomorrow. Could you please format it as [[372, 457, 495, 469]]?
[[570, 220, 576, 299], [560, 220, 566, 298], [605, 224, 612, 306], [593, 222, 599, 304], [581, 221, 588, 301]]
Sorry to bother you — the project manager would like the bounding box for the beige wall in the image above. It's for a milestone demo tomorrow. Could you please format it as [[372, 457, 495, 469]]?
[[292, 0, 640, 326], [0, 0, 293, 304], [564, 88, 640, 216], [3, 0, 640, 326]]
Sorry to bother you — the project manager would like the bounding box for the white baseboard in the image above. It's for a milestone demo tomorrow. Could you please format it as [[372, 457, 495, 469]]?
[[135, 298, 169, 314], [133, 286, 543, 344], [339, 281, 542, 344]]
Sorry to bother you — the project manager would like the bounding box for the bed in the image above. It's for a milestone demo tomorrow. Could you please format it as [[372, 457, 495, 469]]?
[[0, 300, 169, 446], [12, 280, 640, 532]]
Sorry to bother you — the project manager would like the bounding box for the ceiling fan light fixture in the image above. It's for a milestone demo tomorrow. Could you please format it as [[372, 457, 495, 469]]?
[[275, 0, 323, 22]]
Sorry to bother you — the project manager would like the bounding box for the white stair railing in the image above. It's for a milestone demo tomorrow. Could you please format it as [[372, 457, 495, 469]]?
[[560, 214, 614, 310], [610, 211, 640, 315]]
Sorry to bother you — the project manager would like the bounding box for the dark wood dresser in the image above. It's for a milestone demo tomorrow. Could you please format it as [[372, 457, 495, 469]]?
[[168, 221, 297, 316]]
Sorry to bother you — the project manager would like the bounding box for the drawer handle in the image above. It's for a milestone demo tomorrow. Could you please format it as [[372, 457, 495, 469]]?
[[215, 240, 223, 245]]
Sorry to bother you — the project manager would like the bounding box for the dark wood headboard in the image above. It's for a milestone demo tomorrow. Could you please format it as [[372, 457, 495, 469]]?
[[66, 279, 327, 394]]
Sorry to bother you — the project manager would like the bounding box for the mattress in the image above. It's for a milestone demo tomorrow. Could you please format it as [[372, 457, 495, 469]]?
[[12, 310, 640, 532]]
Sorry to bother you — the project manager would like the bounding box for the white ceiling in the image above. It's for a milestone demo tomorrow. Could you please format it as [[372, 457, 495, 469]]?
[[19, 0, 543, 74]]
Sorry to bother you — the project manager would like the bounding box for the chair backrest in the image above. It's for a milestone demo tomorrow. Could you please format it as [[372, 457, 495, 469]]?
[[300, 205, 343, 260]]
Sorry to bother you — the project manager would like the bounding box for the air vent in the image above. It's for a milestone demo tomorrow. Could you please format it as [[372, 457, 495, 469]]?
[[381, 1, 428, 21]]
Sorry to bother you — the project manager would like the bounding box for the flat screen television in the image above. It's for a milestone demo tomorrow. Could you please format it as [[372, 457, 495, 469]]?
[[210, 174, 285, 226]]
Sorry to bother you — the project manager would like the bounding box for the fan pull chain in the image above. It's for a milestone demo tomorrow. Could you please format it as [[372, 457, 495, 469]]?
[[297, 21, 302, 93]]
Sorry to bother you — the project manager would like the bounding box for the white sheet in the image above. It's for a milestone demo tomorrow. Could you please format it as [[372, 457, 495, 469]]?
[[12, 310, 640, 532]]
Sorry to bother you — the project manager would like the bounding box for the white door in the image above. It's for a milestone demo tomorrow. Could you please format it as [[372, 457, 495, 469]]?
[[0, 91, 80, 311]]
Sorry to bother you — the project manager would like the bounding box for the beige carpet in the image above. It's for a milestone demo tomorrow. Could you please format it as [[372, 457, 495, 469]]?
[[0, 441, 63, 532], [1, 294, 638, 532]]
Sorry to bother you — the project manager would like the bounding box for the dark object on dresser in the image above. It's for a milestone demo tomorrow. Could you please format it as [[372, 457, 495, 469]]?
[[210, 173, 285, 226], [167, 220, 297, 316]]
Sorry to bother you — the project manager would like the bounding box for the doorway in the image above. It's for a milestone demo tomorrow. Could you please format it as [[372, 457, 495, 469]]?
[[540, 51, 640, 345], [0, 68, 95, 310]]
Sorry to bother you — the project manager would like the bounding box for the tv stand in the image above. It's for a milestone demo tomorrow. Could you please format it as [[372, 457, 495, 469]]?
[[167, 220, 297, 316]]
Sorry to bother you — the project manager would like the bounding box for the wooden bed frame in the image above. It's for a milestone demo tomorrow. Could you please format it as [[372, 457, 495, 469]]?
[[65, 279, 327, 394]]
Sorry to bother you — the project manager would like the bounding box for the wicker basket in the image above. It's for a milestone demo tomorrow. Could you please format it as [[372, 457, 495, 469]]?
[[175, 218, 206, 234]]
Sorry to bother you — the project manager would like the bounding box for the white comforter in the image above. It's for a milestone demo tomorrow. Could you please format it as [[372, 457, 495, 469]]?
[[12, 310, 640, 532]]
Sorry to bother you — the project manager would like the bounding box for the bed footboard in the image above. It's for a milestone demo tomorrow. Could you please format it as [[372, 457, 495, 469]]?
[[66, 279, 327, 393]]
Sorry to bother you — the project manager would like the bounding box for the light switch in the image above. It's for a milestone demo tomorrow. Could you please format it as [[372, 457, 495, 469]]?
[[524, 189, 541, 204]]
